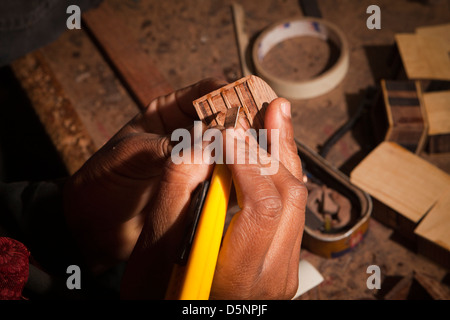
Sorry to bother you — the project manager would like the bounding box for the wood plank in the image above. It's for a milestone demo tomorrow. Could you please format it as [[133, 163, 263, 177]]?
[[395, 23, 450, 81], [350, 142, 450, 224], [82, 1, 173, 109], [416, 23, 450, 80], [10, 52, 97, 175], [39, 28, 139, 149]]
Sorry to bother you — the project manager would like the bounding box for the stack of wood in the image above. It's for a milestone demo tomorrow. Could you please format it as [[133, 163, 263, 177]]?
[[394, 23, 450, 154], [355, 23, 450, 269]]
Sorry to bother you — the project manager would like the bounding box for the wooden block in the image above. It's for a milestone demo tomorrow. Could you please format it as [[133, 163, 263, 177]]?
[[193, 75, 277, 131], [415, 188, 450, 269], [395, 23, 450, 81], [423, 90, 450, 153], [379, 80, 428, 154], [350, 142, 450, 236]]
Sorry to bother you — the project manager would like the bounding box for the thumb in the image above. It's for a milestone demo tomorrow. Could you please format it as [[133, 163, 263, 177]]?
[[94, 132, 174, 181], [263, 98, 302, 180]]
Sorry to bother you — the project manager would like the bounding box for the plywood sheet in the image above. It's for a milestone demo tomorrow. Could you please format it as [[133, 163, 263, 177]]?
[[395, 23, 450, 81], [350, 142, 450, 223]]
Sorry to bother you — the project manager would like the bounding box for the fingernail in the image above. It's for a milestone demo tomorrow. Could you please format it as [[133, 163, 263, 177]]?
[[281, 101, 291, 118]]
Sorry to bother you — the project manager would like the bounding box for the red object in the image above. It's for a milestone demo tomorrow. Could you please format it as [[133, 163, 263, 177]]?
[[0, 237, 30, 300]]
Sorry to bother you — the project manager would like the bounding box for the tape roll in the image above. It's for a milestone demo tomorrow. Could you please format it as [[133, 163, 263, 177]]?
[[252, 17, 349, 100]]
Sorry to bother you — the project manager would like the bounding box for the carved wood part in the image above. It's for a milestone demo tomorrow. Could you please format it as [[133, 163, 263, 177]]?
[[193, 75, 278, 131]]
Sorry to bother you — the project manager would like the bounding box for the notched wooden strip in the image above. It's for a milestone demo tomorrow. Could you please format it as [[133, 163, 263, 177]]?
[[192, 75, 277, 132]]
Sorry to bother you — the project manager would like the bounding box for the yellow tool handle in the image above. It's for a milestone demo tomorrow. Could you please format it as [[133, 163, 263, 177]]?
[[166, 164, 233, 300]]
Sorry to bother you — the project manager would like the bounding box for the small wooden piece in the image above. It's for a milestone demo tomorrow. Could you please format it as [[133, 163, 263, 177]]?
[[350, 142, 450, 239], [379, 80, 428, 154], [193, 75, 277, 131], [395, 24, 450, 81], [423, 90, 450, 153]]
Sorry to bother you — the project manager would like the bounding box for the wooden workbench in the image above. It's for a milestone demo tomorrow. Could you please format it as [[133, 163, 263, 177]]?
[[10, 0, 450, 299]]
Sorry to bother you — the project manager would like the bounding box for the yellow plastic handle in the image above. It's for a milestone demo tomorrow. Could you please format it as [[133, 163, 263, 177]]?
[[166, 164, 232, 300]]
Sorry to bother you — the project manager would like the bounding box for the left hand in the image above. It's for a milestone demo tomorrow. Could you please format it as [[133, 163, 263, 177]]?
[[63, 78, 225, 276]]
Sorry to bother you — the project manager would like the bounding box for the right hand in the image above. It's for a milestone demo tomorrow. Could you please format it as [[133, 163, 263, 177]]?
[[210, 98, 307, 300]]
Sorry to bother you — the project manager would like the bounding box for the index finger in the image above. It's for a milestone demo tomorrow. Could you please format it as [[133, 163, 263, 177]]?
[[133, 78, 228, 134]]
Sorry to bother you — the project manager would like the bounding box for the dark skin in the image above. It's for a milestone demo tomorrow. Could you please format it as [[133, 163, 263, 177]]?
[[63, 78, 307, 299]]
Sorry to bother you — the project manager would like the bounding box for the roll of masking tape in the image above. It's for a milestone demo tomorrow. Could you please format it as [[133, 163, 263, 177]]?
[[252, 17, 349, 100]]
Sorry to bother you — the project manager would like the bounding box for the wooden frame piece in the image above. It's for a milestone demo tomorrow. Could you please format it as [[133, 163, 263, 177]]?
[[193, 75, 277, 131], [380, 79, 428, 154]]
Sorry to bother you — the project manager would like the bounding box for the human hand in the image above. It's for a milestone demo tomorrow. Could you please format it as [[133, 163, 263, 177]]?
[[120, 96, 306, 300], [63, 78, 225, 275], [210, 98, 307, 300]]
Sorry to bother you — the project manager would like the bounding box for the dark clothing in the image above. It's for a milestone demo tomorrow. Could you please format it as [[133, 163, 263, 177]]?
[[0, 180, 124, 299], [0, 180, 71, 273], [0, 1, 122, 299]]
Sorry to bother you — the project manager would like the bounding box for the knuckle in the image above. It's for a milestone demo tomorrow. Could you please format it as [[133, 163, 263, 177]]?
[[253, 194, 283, 221], [155, 136, 171, 158], [286, 180, 308, 211]]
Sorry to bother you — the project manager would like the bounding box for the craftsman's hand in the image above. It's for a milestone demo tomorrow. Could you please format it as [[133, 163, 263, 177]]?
[[210, 98, 306, 300], [118, 95, 306, 300], [63, 78, 224, 275]]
